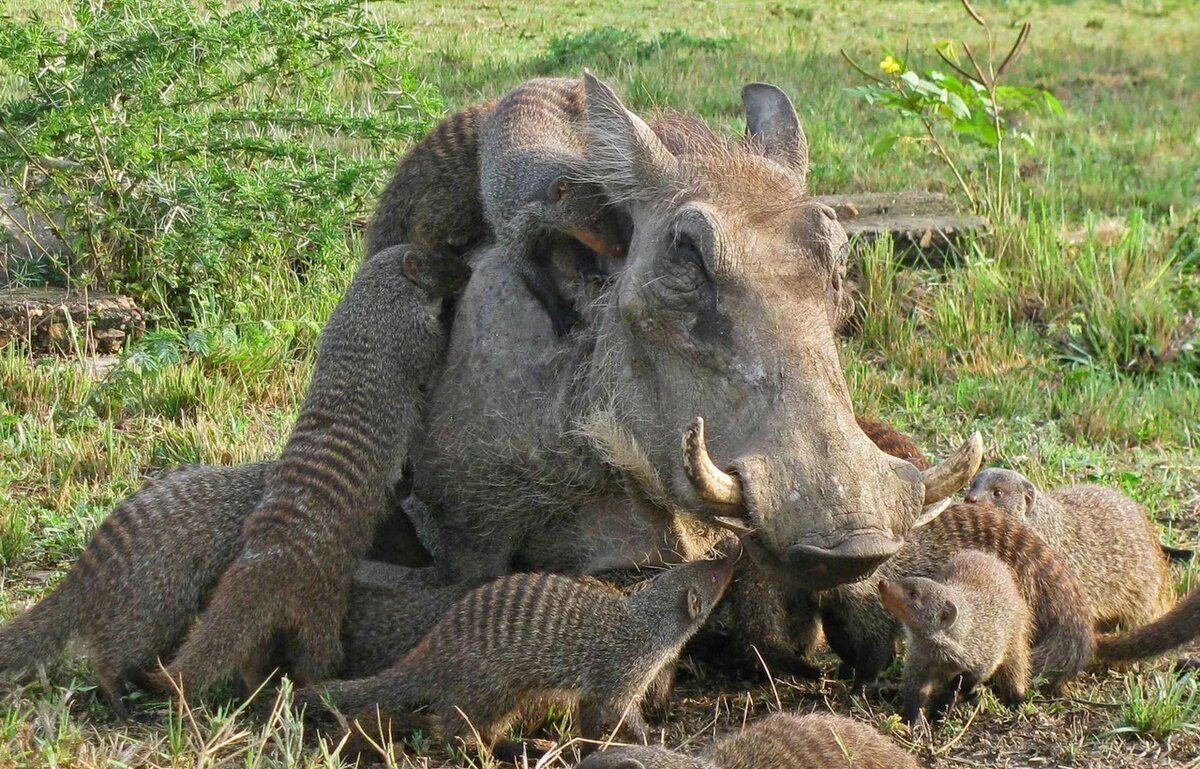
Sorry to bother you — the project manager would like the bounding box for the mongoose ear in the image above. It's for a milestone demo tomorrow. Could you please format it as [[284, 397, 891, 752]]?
[[685, 586, 703, 620], [582, 69, 677, 201], [1022, 481, 1036, 515], [742, 82, 809, 185], [940, 600, 959, 629]]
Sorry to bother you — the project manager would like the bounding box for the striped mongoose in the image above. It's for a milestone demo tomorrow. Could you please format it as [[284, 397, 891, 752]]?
[[820, 502, 1093, 691], [576, 712, 920, 769], [300, 551, 737, 751], [480, 76, 626, 335], [823, 503, 1200, 692], [879, 549, 1033, 725], [369, 78, 627, 336], [364, 100, 495, 260], [0, 463, 270, 715], [163, 245, 457, 694], [965, 468, 1173, 630]]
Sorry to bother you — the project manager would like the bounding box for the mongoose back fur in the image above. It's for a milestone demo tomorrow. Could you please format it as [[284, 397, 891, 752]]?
[[965, 468, 1173, 630], [0, 463, 270, 713], [879, 549, 1033, 724], [301, 553, 737, 751], [480, 76, 627, 335], [164, 245, 454, 694], [576, 712, 920, 769]]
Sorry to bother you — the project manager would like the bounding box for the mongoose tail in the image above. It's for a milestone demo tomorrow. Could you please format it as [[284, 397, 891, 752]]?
[[1095, 589, 1200, 662], [0, 585, 73, 680]]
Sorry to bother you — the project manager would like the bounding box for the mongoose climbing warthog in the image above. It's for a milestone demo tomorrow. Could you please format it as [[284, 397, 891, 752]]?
[[302, 549, 737, 751], [165, 245, 459, 693], [480, 76, 628, 335], [577, 712, 920, 769], [965, 468, 1174, 630], [880, 549, 1033, 725]]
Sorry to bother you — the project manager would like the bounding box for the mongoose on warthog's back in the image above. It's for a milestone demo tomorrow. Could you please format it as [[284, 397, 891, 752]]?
[[164, 245, 457, 693], [302, 550, 737, 751], [880, 549, 1033, 725], [364, 100, 496, 259], [0, 463, 269, 714], [576, 712, 920, 769], [480, 77, 627, 335], [965, 468, 1173, 630]]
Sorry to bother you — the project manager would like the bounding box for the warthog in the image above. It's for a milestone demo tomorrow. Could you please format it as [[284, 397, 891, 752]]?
[[145, 72, 981, 690], [408, 73, 978, 594]]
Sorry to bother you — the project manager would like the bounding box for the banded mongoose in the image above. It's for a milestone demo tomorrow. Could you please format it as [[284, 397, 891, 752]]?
[[300, 550, 738, 751], [964, 468, 1173, 631], [855, 417, 929, 470], [823, 503, 1200, 692], [819, 502, 1094, 691], [364, 99, 496, 260], [0, 463, 270, 714], [480, 76, 627, 335], [879, 549, 1033, 725], [163, 244, 457, 694], [576, 712, 920, 769], [340, 562, 470, 678]]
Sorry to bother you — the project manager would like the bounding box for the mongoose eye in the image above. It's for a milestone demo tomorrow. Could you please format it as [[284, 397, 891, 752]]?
[[992, 489, 1003, 498]]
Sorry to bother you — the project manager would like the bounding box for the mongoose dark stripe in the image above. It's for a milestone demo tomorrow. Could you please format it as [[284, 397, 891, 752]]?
[[164, 246, 453, 694], [577, 712, 920, 769], [302, 552, 736, 753]]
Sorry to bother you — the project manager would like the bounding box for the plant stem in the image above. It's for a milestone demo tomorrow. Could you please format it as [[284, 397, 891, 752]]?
[[920, 116, 978, 212]]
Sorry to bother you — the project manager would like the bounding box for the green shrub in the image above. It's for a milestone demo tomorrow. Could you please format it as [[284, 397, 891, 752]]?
[[0, 0, 442, 323]]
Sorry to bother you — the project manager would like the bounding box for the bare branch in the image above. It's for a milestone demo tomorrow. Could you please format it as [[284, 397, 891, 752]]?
[[997, 22, 1032, 79], [961, 0, 987, 27], [961, 41, 990, 87], [937, 48, 980, 84]]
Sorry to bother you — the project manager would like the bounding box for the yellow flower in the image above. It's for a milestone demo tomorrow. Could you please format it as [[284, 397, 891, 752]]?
[[879, 55, 902, 76]]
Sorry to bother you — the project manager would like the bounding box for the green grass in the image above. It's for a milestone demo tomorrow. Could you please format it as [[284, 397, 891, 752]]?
[[2, 0, 1199, 766]]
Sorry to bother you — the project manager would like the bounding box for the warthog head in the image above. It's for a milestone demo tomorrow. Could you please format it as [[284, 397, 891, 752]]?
[[580, 72, 978, 588]]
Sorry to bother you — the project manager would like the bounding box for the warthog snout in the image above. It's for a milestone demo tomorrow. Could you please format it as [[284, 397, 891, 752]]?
[[681, 418, 983, 587], [785, 532, 906, 589]]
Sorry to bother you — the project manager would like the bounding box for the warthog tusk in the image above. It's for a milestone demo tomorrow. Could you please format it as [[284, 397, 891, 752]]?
[[921, 432, 984, 505], [911, 497, 953, 530], [682, 417, 745, 510]]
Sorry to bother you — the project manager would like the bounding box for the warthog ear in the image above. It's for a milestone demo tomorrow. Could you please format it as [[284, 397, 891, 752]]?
[[741, 83, 809, 185], [582, 69, 676, 202]]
